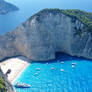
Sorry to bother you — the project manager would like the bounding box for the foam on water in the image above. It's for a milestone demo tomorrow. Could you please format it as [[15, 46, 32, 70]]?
[[13, 53, 92, 92]]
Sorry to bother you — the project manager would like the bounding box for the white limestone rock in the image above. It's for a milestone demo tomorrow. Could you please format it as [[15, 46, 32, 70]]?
[[0, 9, 92, 61]]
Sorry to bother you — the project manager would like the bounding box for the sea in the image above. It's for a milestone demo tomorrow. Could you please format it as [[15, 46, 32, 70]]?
[[0, 0, 92, 34], [13, 53, 92, 92], [0, 0, 92, 92]]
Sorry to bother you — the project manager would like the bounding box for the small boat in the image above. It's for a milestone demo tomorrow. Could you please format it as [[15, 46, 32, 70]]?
[[34, 73, 38, 76], [50, 67, 54, 70], [36, 68, 40, 71], [61, 61, 64, 64], [72, 63, 76, 65], [60, 69, 64, 72], [46, 62, 49, 64], [72, 65, 75, 68], [14, 82, 30, 88]]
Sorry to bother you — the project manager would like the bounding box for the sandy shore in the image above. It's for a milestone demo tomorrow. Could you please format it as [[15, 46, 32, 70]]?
[[0, 57, 30, 83]]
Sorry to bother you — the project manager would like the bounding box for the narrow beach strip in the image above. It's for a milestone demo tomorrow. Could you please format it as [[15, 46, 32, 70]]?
[[0, 56, 30, 83]]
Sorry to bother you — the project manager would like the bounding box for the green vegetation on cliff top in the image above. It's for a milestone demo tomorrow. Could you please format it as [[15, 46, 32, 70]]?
[[38, 9, 92, 31], [0, 77, 6, 92], [61, 9, 92, 30]]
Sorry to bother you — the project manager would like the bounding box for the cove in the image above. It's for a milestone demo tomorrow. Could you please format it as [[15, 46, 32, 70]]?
[[13, 53, 92, 92]]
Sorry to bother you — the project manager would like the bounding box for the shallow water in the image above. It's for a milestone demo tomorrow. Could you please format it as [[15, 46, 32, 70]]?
[[13, 53, 92, 92], [0, 0, 92, 34]]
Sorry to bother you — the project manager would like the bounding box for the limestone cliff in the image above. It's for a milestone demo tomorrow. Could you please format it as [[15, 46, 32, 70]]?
[[0, 0, 18, 14], [0, 68, 13, 92], [0, 9, 92, 61]]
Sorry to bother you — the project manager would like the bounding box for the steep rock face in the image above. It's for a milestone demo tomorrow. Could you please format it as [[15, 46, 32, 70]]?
[[0, 0, 18, 14], [0, 68, 13, 92], [0, 9, 92, 61]]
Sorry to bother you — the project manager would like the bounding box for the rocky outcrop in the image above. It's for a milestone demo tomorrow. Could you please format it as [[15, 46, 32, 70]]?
[[0, 9, 92, 61], [0, 68, 13, 92], [0, 0, 18, 14]]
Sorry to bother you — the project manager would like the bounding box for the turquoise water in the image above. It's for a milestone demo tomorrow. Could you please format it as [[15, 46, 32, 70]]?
[[13, 53, 92, 92], [0, 0, 92, 34]]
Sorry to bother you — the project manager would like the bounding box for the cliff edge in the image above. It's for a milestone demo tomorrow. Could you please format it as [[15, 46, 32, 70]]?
[[0, 9, 92, 61]]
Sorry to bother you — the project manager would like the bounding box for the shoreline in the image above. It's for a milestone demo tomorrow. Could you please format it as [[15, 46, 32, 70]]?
[[0, 56, 30, 84], [12, 61, 29, 84]]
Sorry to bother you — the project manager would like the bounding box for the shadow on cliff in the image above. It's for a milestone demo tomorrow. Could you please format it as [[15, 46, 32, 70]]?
[[0, 52, 92, 64], [55, 52, 92, 62], [31, 52, 92, 64]]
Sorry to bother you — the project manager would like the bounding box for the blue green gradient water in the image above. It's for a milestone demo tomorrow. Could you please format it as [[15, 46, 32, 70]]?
[[13, 53, 92, 92]]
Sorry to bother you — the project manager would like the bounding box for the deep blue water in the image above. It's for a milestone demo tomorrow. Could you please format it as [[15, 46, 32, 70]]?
[[13, 53, 92, 92], [0, 0, 92, 34]]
